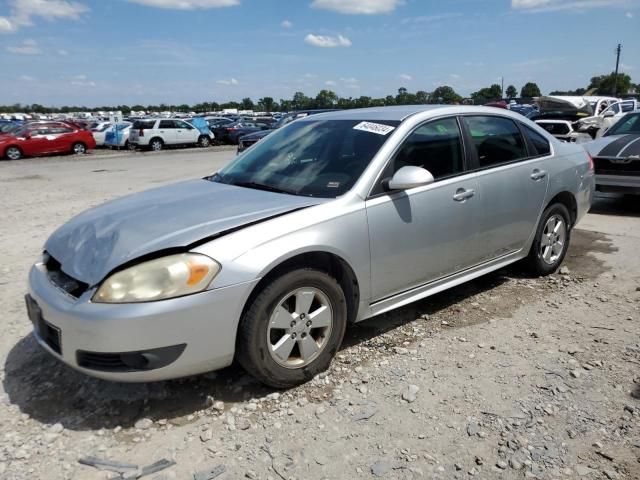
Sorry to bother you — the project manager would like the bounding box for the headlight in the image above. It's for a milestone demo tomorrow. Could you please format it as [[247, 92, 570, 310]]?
[[93, 253, 220, 303]]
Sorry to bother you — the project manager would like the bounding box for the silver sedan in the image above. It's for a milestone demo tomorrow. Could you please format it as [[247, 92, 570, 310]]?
[[26, 106, 594, 387]]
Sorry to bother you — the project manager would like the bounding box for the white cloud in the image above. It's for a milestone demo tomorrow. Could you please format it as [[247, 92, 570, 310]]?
[[450, 73, 461, 79], [128, 0, 239, 9], [69, 74, 95, 86], [512, 0, 631, 12], [216, 77, 239, 85], [20, 74, 35, 81], [402, 12, 462, 24], [281, 19, 292, 28], [304, 33, 352, 48], [0, 17, 16, 32], [1, 0, 88, 33], [399, 73, 413, 81], [311, 0, 402, 15], [325, 80, 337, 86], [621, 63, 634, 70], [57, 48, 68, 55], [626, 11, 634, 17], [6, 38, 41, 54]]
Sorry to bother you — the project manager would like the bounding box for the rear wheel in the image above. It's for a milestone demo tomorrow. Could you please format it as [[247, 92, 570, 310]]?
[[149, 138, 163, 151], [198, 135, 211, 148], [525, 203, 571, 276], [71, 142, 87, 155], [237, 269, 347, 388], [5, 146, 22, 160]]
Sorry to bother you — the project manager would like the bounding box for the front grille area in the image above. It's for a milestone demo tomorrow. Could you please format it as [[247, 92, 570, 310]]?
[[595, 157, 640, 176], [45, 253, 89, 298], [39, 318, 62, 354]]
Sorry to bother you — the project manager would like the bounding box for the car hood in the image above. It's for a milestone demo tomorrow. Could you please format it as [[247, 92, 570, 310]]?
[[584, 134, 640, 157], [45, 179, 324, 286]]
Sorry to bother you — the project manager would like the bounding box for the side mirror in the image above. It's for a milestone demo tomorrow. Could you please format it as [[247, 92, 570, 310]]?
[[603, 110, 615, 118], [387, 166, 435, 191]]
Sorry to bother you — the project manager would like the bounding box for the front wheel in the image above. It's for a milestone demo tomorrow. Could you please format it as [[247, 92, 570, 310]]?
[[237, 269, 347, 388], [525, 203, 571, 276], [198, 135, 211, 148]]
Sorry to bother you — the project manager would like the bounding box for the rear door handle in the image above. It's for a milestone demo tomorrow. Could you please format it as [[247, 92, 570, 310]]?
[[453, 188, 475, 202], [531, 169, 547, 180]]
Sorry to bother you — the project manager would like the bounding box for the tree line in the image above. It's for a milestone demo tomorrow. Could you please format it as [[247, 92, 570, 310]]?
[[1, 72, 636, 115]]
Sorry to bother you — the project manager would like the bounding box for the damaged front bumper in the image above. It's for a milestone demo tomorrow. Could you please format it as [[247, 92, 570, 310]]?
[[27, 262, 258, 382]]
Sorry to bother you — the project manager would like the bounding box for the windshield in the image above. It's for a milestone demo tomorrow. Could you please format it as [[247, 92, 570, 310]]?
[[211, 119, 399, 198], [604, 113, 640, 136]]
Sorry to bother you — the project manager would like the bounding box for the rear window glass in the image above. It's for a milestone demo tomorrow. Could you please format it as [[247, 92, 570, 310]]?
[[523, 125, 551, 156], [464, 116, 528, 168], [133, 120, 156, 129]]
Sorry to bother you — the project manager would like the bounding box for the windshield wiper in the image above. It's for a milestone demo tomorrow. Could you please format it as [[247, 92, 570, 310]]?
[[231, 181, 298, 195]]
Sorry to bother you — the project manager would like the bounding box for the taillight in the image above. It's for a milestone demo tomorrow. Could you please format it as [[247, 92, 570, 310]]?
[[139, 128, 144, 137], [587, 152, 594, 171]]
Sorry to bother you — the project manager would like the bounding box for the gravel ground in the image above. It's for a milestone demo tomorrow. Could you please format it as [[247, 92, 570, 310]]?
[[0, 151, 639, 480]]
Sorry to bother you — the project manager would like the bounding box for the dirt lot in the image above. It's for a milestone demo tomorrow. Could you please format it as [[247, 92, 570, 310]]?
[[1, 151, 639, 480]]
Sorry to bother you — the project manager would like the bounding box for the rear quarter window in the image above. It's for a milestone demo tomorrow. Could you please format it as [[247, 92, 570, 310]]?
[[133, 120, 157, 129], [522, 125, 551, 156]]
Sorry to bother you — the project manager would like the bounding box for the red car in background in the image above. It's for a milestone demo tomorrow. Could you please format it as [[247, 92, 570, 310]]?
[[0, 121, 96, 160]]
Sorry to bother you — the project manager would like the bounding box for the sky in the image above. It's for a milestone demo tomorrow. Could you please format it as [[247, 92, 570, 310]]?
[[0, 0, 639, 107]]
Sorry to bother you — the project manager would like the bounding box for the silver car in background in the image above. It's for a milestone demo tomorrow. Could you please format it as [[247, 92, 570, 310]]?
[[26, 106, 594, 387]]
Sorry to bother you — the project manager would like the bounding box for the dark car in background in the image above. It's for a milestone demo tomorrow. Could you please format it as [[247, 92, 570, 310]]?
[[213, 120, 271, 145], [237, 109, 338, 153], [584, 111, 640, 195]]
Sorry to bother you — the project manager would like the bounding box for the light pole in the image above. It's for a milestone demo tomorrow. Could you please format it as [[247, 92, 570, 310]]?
[[612, 44, 621, 96]]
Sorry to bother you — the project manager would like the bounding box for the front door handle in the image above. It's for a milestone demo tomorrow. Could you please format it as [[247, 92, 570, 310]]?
[[531, 169, 547, 181], [453, 188, 475, 202]]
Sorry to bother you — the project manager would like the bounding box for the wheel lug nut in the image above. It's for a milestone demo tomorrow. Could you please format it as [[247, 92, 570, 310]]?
[[291, 333, 297, 339], [306, 321, 312, 327], [301, 333, 307, 338], [300, 313, 305, 319], [290, 321, 296, 327]]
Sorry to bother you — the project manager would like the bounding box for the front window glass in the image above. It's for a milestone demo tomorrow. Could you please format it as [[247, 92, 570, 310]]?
[[605, 113, 640, 136], [390, 118, 464, 180], [211, 119, 399, 198], [464, 116, 527, 168]]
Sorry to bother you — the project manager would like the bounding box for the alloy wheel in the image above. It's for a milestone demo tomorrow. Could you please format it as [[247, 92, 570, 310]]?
[[540, 214, 566, 265], [6, 147, 21, 160], [73, 143, 86, 154], [267, 287, 333, 369], [151, 140, 162, 151]]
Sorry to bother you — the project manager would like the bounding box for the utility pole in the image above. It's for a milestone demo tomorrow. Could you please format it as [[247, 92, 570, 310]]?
[[501, 76, 504, 99], [612, 43, 621, 96]]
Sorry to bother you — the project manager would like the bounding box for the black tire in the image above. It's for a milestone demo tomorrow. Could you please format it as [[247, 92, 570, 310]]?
[[525, 203, 571, 276], [198, 135, 211, 148], [149, 138, 163, 151], [4, 146, 22, 160], [237, 268, 347, 388], [71, 142, 87, 155]]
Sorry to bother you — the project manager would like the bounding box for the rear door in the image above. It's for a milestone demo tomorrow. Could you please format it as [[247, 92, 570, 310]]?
[[461, 115, 549, 261], [158, 120, 177, 144], [48, 124, 76, 153]]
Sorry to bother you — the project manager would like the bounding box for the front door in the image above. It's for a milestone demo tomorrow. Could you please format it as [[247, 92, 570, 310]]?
[[366, 117, 482, 301], [174, 120, 198, 144]]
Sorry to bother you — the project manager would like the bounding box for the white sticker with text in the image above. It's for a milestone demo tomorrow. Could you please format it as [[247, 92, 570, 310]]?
[[353, 121, 395, 136]]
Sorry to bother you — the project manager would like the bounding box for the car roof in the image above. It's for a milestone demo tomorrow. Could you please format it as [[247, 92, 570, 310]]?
[[296, 105, 529, 122]]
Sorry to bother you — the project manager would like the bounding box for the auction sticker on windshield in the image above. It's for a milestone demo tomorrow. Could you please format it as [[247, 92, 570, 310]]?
[[353, 121, 396, 136]]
